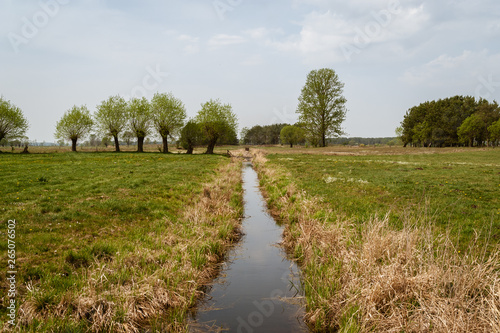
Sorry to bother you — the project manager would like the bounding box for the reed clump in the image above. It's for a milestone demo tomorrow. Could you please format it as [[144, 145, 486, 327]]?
[[252, 149, 500, 333]]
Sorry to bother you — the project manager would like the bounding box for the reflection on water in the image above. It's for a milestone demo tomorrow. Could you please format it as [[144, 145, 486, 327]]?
[[190, 162, 308, 332]]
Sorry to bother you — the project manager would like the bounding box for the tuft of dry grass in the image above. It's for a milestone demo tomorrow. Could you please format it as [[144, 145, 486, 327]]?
[[5, 157, 243, 332], [252, 149, 500, 333]]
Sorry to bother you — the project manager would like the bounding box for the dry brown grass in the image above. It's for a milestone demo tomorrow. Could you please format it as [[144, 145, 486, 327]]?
[[9, 158, 243, 332], [252, 149, 500, 332]]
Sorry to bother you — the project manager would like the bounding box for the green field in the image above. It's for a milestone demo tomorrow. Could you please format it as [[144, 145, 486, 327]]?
[[0, 152, 242, 331], [254, 147, 500, 332], [265, 149, 500, 248]]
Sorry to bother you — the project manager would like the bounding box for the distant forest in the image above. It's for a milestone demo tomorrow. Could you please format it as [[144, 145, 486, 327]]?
[[240, 123, 400, 147], [400, 95, 500, 147]]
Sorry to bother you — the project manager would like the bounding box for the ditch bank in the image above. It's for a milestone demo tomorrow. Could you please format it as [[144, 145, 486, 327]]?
[[189, 159, 308, 332]]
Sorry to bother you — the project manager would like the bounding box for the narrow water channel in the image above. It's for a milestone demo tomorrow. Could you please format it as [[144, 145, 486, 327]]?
[[190, 161, 308, 332]]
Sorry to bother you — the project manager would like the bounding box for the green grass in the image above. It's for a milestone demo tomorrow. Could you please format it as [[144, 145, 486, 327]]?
[[266, 149, 500, 249], [254, 147, 500, 332], [0, 151, 242, 331]]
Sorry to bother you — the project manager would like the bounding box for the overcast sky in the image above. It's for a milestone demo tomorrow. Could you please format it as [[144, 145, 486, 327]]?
[[1, 0, 500, 142]]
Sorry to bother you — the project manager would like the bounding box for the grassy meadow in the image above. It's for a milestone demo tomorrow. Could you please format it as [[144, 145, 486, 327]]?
[[0, 151, 243, 332], [253, 147, 500, 332], [264, 147, 500, 249]]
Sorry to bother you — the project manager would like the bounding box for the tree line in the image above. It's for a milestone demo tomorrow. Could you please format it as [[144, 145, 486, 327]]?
[[1, 68, 350, 152], [400, 96, 500, 147], [0, 94, 239, 154]]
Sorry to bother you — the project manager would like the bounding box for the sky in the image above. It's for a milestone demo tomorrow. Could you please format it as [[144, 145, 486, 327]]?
[[1, 0, 500, 143]]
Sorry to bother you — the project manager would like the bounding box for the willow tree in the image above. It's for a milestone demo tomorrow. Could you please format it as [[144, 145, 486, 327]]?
[[95, 95, 128, 152], [128, 97, 151, 152], [195, 99, 238, 154], [54, 105, 93, 151], [180, 119, 202, 154], [297, 68, 347, 147], [0, 97, 29, 144], [151, 92, 186, 153], [280, 125, 305, 148]]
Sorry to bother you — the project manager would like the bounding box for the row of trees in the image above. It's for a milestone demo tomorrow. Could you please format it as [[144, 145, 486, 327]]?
[[241, 123, 306, 148], [54, 94, 238, 153], [1, 68, 348, 153], [400, 96, 500, 147], [55, 93, 186, 153], [241, 124, 288, 145]]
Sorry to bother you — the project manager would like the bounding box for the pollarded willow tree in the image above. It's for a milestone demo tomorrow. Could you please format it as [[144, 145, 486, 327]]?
[[95, 95, 128, 152], [297, 68, 347, 147], [0, 97, 29, 144], [150, 92, 186, 153], [54, 105, 93, 152], [195, 99, 238, 154], [128, 97, 151, 152]]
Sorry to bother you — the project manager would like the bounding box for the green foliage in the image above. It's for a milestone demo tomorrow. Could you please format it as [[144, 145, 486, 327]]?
[[121, 130, 134, 146], [488, 119, 500, 145], [54, 105, 93, 151], [458, 114, 486, 146], [127, 97, 152, 152], [280, 125, 305, 148], [400, 96, 500, 147], [0, 96, 29, 142], [95, 95, 128, 152], [243, 123, 289, 145], [297, 68, 347, 147], [195, 99, 239, 154], [180, 119, 202, 154], [150, 92, 187, 153]]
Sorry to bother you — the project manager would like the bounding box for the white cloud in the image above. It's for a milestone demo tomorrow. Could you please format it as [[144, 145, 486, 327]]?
[[259, 4, 430, 65], [401, 50, 500, 100], [177, 34, 199, 43], [401, 50, 493, 85], [207, 34, 246, 48]]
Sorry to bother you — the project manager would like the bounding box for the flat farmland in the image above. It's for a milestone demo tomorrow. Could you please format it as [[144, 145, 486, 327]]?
[[264, 148, 500, 248], [254, 147, 500, 332], [0, 152, 243, 332]]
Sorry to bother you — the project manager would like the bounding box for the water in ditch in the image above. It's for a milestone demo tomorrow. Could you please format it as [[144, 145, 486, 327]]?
[[190, 161, 308, 332]]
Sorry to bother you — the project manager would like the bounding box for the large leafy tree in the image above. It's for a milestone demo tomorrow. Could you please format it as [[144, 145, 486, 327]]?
[[195, 99, 238, 154], [151, 92, 186, 153], [95, 95, 128, 152], [280, 125, 305, 148], [128, 97, 151, 152], [297, 68, 347, 147], [180, 119, 202, 154], [488, 119, 500, 146], [54, 105, 93, 152], [0, 97, 29, 144], [458, 114, 486, 147]]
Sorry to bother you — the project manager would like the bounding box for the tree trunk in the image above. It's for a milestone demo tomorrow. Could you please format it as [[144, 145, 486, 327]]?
[[186, 144, 194, 154], [206, 140, 217, 154], [290, 143, 293, 148], [113, 135, 120, 152], [322, 134, 326, 147], [137, 137, 144, 153], [71, 138, 77, 152], [162, 136, 169, 153]]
